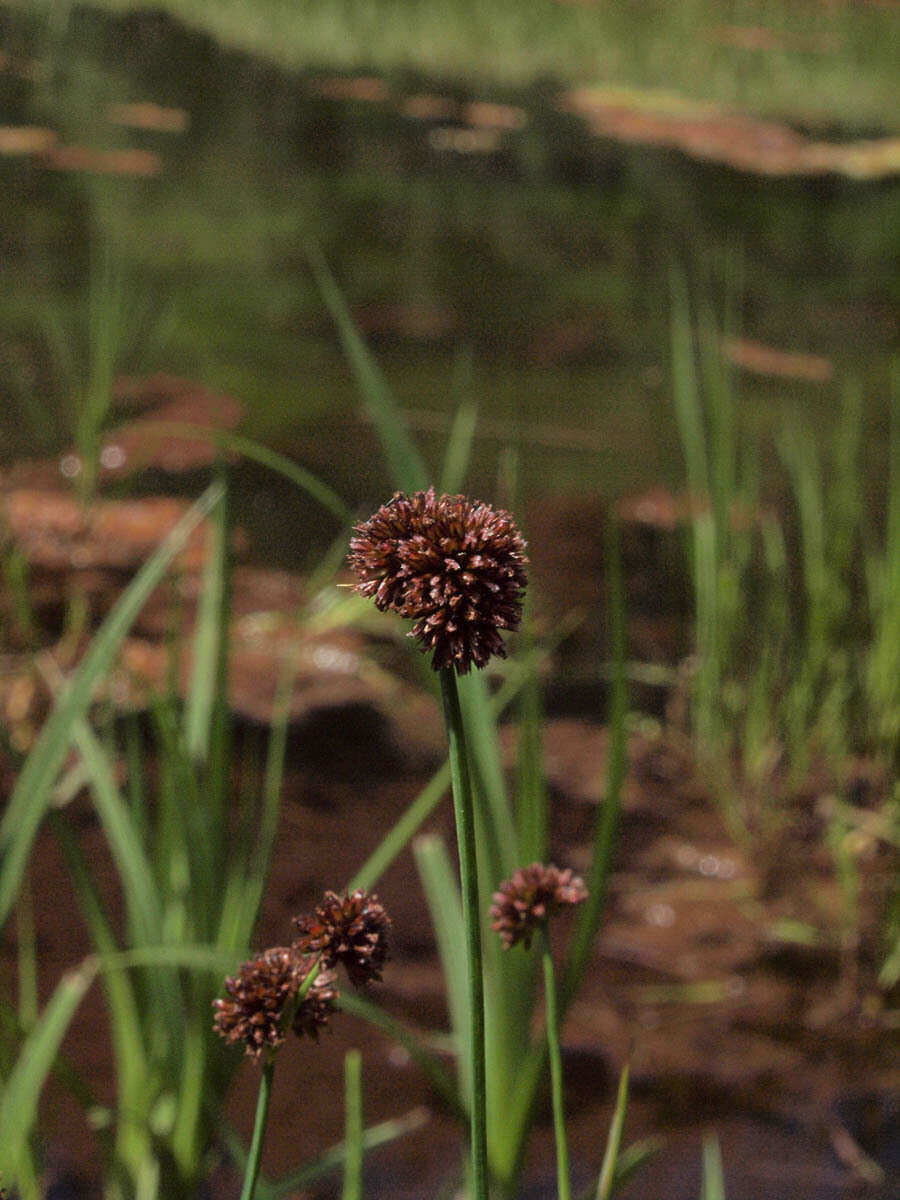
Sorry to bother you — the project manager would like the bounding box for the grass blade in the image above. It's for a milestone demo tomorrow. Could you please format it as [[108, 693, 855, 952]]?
[[700, 1132, 726, 1200], [413, 834, 470, 1104], [251, 1107, 429, 1200], [305, 240, 429, 493], [113, 421, 352, 525], [52, 814, 152, 1173], [440, 349, 478, 495], [457, 670, 518, 881], [562, 516, 627, 1008], [185, 465, 228, 763], [349, 648, 548, 893], [70, 717, 163, 942], [0, 481, 223, 931], [0, 958, 97, 1186], [336, 988, 462, 1118], [594, 1062, 630, 1200]]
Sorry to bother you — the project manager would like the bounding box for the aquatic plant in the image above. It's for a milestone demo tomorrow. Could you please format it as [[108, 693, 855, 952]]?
[[493, 862, 588, 1200], [351, 487, 528, 1200], [214, 890, 391, 1200]]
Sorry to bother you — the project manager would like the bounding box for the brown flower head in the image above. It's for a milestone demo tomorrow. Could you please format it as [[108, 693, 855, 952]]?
[[213, 947, 338, 1058], [294, 888, 391, 987], [348, 488, 528, 674], [490, 863, 588, 950]]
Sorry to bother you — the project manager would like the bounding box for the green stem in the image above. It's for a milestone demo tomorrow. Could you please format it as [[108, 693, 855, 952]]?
[[342, 1049, 364, 1200], [439, 667, 489, 1200], [239, 1055, 275, 1200], [541, 926, 571, 1200]]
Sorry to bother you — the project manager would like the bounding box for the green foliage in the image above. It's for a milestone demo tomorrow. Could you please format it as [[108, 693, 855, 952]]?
[[341, 1050, 364, 1200], [672, 285, 900, 968], [0, 959, 98, 1193], [700, 1133, 726, 1200]]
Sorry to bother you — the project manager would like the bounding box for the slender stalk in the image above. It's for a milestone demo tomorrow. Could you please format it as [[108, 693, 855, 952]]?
[[239, 1055, 275, 1200], [541, 926, 571, 1200], [342, 1049, 364, 1200], [439, 667, 489, 1200]]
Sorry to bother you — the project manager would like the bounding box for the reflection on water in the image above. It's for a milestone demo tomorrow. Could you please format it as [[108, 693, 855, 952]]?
[[0, 4, 898, 557]]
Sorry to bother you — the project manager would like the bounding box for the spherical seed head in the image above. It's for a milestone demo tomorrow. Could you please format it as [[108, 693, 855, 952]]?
[[293, 888, 391, 987], [490, 863, 588, 950], [212, 946, 304, 1059], [348, 488, 528, 674], [212, 947, 337, 1058]]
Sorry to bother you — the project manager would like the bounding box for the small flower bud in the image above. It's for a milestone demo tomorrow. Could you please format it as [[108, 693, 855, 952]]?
[[491, 863, 588, 950]]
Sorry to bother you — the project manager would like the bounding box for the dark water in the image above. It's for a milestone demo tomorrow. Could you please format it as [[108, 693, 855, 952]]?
[[1, 4, 898, 568]]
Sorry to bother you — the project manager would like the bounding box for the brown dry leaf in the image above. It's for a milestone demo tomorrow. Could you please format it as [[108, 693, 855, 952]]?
[[42, 145, 162, 176], [0, 126, 57, 155], [724, 337, 833, 382], [464, 101, 527, 131], [107, 102, 190, 132], [308, 75, 389, 102], [560, 86, 900, 179]]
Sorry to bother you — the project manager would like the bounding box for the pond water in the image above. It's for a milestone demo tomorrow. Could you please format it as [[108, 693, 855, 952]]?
[[1, 4, 898, 569]]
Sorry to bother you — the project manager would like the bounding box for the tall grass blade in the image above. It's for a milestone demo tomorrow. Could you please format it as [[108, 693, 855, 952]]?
[[562, 516, 627, 1007], [52, 815, 152, 1177], [515, 614, 548, 864], [70, 716, 163, 942], [220, 653, 296, 950], [0, 481, 224, 930], [350, 764, 451, 893], [0, 958, 97, 1186], [305, 240, 429, 493], [336, 989, 462, 1117], [186, 465, 228, 763], [16, 885, 38, 1029], [113, 421, 352, 525], [868, 363, 900, 748], [252, 1107, 430, 1200], [594, 1062, 630, 1200], [440, 349, 478, 495], [349, 651, 547, 892], [413, 834, 471, 1103], [700, 1132, 726, 1200], [457, 669, 518, 880]]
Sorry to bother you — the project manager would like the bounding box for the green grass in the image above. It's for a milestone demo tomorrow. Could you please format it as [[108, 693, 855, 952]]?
[[671, 279, 900, 973]]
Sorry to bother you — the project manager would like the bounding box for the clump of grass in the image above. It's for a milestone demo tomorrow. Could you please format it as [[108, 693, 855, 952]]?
[[672, 279, 900, 977]]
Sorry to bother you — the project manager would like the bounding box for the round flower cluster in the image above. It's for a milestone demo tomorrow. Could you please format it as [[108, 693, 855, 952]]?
[[490, 863, 588, 950], [293, 888, 391, 987], [213, 888, 391, 1061], [349, 488, 528, 674], [212, 947, 337, 1058]]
